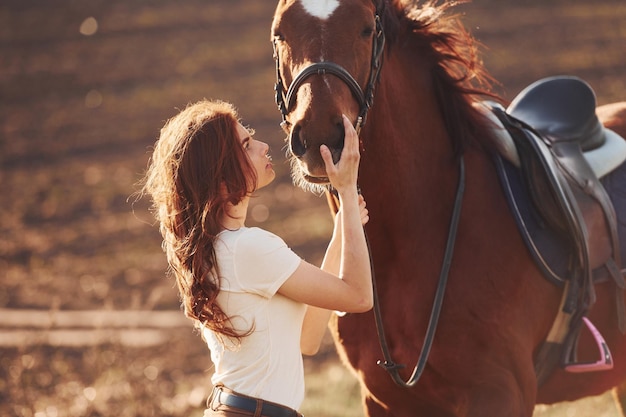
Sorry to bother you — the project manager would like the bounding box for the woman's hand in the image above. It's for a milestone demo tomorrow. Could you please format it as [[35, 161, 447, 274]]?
[[320, 115, 360, 194]]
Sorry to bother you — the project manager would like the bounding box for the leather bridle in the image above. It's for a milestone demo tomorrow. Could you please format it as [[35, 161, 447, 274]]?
[[273, 8, 385, 134]]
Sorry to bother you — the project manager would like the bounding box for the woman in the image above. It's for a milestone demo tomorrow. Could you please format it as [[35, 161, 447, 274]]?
[[142, 99, 372, 417]]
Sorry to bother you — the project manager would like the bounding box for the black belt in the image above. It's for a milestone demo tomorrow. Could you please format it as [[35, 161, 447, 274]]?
[[211, 386, 300, 417]]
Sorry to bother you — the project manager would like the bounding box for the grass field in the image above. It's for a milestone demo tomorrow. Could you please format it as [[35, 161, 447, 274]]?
[[1, 0, 626, 416]]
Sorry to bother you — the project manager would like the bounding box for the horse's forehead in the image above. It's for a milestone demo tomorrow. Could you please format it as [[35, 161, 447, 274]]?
[[299, 0, 340, 20]]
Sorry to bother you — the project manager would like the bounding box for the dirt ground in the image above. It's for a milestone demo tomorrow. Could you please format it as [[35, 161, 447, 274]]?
[[1, 1, 625, 416]]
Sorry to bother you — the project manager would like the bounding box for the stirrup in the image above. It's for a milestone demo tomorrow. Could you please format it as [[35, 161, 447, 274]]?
[[565, 317, 614, 373]]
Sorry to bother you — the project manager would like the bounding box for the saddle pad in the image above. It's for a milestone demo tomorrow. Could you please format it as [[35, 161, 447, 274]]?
[[494, 153, 626, 286], [583, 128, 626, 178]]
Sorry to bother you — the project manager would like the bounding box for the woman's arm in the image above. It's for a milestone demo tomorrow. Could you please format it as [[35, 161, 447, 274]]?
[[299, 214, 341, 355], [299, 196, 368, 355], [278, 115, 372, 353]]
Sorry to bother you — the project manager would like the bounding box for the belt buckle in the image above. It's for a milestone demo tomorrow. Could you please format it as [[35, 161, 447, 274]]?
[[207, 385, 223, 411]]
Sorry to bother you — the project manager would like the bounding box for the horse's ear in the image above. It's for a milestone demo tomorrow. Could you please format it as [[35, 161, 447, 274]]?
[[325, 189, 340, 216]]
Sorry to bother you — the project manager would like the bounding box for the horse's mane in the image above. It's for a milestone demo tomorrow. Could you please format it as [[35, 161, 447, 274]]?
[[382, 0, 500, 155]]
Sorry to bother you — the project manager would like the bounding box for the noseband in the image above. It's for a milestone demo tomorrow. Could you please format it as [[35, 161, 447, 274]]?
[[273, 10, 385, 133]]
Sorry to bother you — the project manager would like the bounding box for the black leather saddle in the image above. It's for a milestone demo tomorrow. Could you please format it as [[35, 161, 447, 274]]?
[[505, 77, 620, 271], [487, 76, 626, 383]]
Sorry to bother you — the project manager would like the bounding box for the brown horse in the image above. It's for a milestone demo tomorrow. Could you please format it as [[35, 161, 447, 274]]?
[[271, 1, 626, 416]]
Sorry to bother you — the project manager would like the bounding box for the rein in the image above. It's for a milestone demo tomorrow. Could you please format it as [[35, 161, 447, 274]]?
[[372, 157, 465, 388], [329, 157, 465, 388]]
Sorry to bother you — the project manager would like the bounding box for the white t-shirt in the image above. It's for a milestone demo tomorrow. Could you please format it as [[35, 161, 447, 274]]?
[[202, 227, 305, 410]]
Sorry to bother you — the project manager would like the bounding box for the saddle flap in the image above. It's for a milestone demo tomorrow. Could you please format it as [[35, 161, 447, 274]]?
[[507, 76, 604, 151]]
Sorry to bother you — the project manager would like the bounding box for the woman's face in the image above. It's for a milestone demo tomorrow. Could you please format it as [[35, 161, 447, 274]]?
[[236, 122, 275, 190]]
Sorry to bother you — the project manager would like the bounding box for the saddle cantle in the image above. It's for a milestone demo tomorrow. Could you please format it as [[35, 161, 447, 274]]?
[[507, 75, 605, 151], [480, 76, 626, 384]]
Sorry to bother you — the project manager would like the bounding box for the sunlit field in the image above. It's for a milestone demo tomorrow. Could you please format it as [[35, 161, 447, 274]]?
[[2, 0, 626, 416]]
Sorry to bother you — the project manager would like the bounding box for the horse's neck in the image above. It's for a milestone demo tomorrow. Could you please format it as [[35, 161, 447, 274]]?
[[362, 50, 454, 185], [359, 48, 462, 233]]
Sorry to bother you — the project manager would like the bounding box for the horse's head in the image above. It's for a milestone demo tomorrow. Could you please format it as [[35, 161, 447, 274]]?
[[271, 0, 385, 188]]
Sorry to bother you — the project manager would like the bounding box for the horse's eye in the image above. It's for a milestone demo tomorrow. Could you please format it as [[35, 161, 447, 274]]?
[[361, 27, 374, 38], [273, 33, 285, 42]]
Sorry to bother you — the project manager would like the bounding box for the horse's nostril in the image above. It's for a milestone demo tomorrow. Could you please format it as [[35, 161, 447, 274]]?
[[337, 121, 345, 151], [290, 124, 307, 157]]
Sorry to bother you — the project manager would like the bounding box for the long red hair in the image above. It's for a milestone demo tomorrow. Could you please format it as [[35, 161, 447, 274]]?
[[142, 99, 257, 340]]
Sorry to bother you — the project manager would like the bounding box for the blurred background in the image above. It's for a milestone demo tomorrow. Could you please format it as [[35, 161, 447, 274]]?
[[1, 0, 624, 416]]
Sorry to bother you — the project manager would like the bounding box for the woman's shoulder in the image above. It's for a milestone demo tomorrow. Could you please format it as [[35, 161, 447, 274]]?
[[245, 226, 280, 238], [241, 227, 287, 248], [219, 227, 284, 247]]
